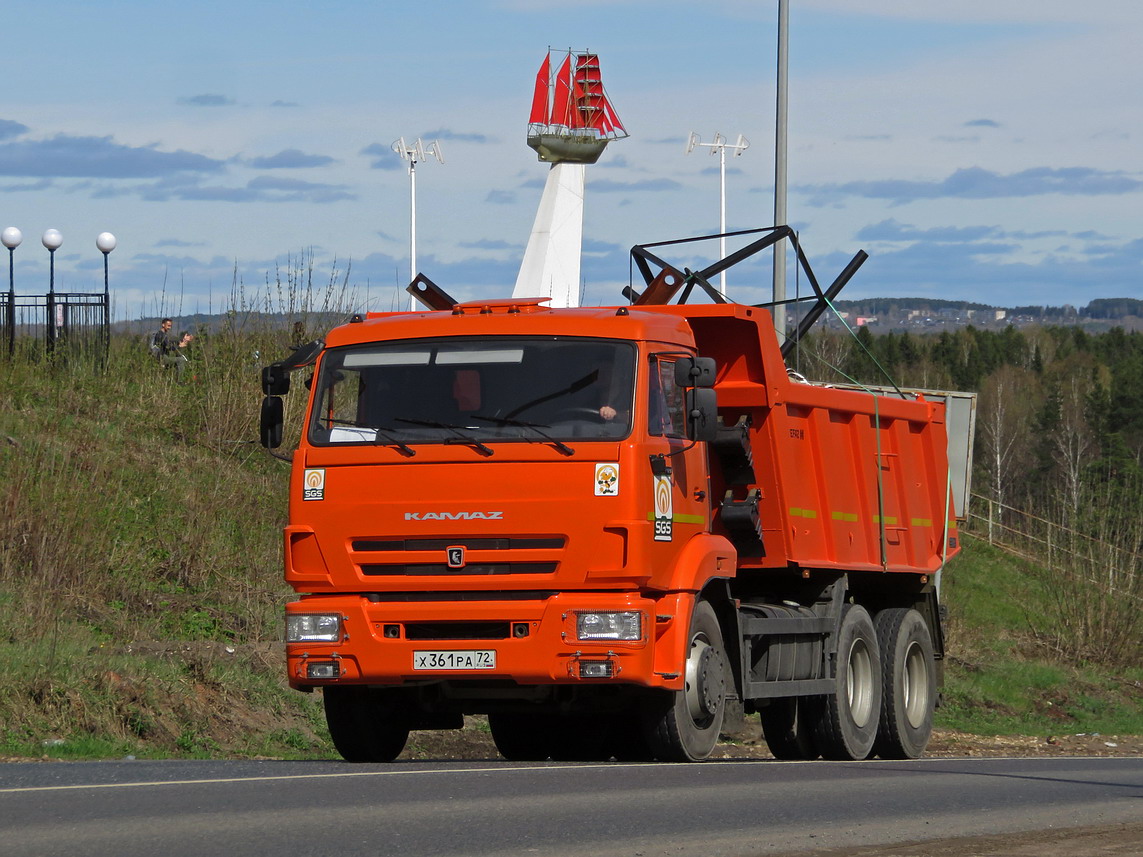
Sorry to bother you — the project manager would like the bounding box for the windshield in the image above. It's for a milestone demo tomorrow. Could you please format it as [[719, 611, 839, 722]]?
[[309, 336, 636, 446]]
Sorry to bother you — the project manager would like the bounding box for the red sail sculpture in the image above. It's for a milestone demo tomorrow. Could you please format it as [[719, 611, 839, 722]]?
[[527, 49, 627, 164]]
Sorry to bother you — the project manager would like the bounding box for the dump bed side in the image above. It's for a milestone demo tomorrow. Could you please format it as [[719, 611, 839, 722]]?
[[662, 305, 959, 576]]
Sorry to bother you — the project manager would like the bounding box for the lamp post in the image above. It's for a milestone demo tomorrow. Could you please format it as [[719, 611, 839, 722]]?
[[392, 137, 444, 309], [685, 132, 749, 296], [42, 229, 62, 351], [97, 232, 116, 356], [2, 226, 20, 357]]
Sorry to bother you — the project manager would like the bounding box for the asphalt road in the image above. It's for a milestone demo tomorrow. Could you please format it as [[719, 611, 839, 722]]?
[[0, 757, 1140, 857]]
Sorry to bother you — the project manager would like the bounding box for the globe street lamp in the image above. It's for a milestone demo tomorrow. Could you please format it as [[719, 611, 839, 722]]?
[[2, 227, 20, 357], [96, 232, 116, 298], [42, 229, 62, 350], [42, 228, 62, 294], [97, 232, 116, 355]]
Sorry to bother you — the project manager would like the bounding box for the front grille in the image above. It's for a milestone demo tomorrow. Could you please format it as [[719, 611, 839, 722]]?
[[353, 537, 565, 552], [404, 621, 510, 641], [361, 562, 558, 577], [365, 590, 556, 602]]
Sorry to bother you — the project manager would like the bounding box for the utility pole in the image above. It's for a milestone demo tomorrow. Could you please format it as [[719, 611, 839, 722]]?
[[773, 0, 789, 342]]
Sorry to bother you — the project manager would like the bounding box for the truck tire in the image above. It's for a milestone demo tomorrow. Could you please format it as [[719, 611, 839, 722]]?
[[873, 608, 936, 759], [812, 604, 881, 760], [642, 600, 728, 761], [323, 686, 410, 762], [489, 712, 557, 761], [760, 697, 820, 760]]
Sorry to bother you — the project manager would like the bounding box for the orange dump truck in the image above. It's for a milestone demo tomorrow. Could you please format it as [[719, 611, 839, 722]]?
[[260, 230, 970, 763]]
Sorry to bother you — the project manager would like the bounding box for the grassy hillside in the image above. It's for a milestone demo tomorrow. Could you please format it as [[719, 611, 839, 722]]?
[[941, 536, 1142, 736], [0, 333, 1138, 760]]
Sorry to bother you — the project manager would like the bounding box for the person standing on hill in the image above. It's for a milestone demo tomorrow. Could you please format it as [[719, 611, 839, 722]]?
[[149, 318, 174, 361], [150, 318, 193, 378]]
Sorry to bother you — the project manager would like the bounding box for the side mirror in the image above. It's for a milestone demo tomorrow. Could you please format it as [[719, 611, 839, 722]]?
[[686, 388, 718, 443], [262, 364, 290, 396], [260, 396, 284, 448], [674, 356, 716, 388]]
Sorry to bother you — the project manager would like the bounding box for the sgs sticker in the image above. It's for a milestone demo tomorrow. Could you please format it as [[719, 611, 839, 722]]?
[[303, 468, 326, 501], [594, 463, 619, 496], [653, 474, 673, 541]]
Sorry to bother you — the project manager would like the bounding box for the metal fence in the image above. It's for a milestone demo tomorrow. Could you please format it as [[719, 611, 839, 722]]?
[[1, 291, 109, 362], [963, 492, 1143, 605]]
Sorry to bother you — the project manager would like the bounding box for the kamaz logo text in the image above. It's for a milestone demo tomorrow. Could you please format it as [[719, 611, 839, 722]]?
[[404, 511, 505, 521]]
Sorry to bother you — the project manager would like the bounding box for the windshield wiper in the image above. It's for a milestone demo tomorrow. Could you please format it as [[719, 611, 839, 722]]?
[[373, 427, 415, 456], [505, 370, 598, 419], [394, 417, 494, 457], [322, 417, 415, 456], [471, 414, 575, 456]]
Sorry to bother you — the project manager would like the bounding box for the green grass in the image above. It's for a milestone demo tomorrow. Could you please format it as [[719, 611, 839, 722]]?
[[936, 534, 1143, 736]]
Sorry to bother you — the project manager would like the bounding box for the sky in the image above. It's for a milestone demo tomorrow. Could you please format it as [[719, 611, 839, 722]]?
[[2, 0, 1141, 319]]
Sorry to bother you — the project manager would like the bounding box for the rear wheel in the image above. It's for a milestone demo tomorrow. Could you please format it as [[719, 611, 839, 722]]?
[[760, 697, 820, 760], [323, 686, 410, 762], [873, 608, 936, 759], [642, 600, 728, 761], [812, 605, 881, 760]]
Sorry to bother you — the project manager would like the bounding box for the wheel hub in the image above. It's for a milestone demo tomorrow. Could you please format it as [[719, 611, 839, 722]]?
[[686, 641, 725, 721]]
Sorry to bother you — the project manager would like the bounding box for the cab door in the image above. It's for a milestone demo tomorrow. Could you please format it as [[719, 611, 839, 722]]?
[[647, 353, 710, 542]]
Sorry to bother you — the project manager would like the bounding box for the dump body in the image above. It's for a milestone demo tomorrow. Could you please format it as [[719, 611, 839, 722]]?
[[658, 302, 958, 576], [276, 298, 964, 762]]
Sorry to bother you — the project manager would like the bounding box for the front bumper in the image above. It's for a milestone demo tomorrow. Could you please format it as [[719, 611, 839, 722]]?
[[285, 590, 690, 692]]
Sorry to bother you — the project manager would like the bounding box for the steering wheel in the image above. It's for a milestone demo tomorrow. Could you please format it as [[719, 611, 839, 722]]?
[[549, 406, 606, 421]]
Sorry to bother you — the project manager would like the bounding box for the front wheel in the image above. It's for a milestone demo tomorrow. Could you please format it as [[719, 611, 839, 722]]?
[[489, 711, 557, 761], [873, 608, 936, 759], [323, 686, 410, 763], [812, 604, 881, 761], [642, 600, 728, 761]]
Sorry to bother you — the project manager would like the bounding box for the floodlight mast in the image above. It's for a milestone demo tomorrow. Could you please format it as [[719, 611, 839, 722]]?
[[685, 132, 749, 296], [392, 137, 444, 309]]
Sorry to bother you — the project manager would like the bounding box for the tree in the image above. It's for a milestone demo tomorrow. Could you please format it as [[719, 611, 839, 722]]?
[[1042, 355, 1101, 522], [976, 365, 1041, 512]]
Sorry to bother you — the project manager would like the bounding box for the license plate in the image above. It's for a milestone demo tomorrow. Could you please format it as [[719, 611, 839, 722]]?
[[413, 650, 496, 671]]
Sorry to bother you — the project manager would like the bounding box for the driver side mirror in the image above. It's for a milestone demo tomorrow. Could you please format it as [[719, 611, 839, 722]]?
[[674, 356, 716, 388], [260, 396, 284, 448], [685, 388, 718, 443], [262, 364, 290, 396]]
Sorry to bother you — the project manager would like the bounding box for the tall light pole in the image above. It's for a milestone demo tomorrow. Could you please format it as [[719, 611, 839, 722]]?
[[685, 132, 749, 296], [2, 226, 20, 357], [392, 137, 444, 310], [97, 232, 116, 356], [773, 0, 790, 341], [96, 232, 116, 299], [42, 229, 62, 351]]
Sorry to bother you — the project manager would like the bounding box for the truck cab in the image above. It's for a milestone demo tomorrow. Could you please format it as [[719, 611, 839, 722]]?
[[278, 298, 737, 761]]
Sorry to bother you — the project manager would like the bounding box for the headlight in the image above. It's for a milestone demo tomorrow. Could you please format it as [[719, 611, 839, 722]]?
[[287, 613, 341, 643], [576, 611, 642, 641]]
